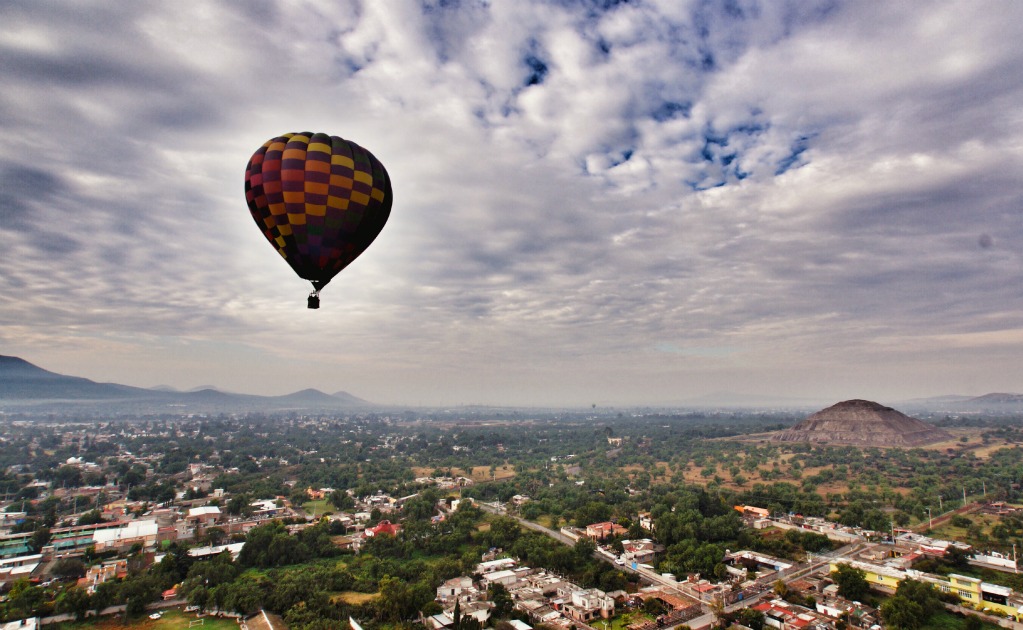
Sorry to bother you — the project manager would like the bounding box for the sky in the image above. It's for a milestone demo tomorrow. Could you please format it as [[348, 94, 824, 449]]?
[[2, 1, 1022, 408]]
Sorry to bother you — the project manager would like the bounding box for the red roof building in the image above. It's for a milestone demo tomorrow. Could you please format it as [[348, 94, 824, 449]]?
[[364, 520, 401, 538]]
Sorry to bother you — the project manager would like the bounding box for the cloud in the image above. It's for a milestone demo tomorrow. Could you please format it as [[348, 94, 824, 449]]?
[[1, 0, 1022, 405]]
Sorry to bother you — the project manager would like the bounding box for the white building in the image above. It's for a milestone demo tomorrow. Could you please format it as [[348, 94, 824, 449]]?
[[92, 520, 158, 551]]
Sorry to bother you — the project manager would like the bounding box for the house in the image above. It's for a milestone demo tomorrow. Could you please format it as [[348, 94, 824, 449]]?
[[442, 601, 493, 627], [637, 512, 655, 532], [621, 539, 659, 564], [92, 519, 159, 551], [188, 542, 245, 560], [753, 599, 827, 629], [250, 499, 281, 517], [481, 569, 518, 588], [476, 558, 516, 574], [585, 522, 627, 541], [187, 506, 222, 529], [81, 559, 128, 592], [436, 576, 476, 603], [0, 554, 42, 586], [734, 505, 771, 519], [364, 520, 401, 538], [561, 588, 614, 621]]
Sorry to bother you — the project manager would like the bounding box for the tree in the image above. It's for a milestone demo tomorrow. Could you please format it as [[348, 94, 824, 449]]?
[[880, 595, 924, 630], [77, 509, 106, 526], [832, 564, 869, 602], [28, 526, 51, 553], [737, 607, 765, 630], [489, 582, 513, 618], [51, 557, 87, 580], [56, 585, 92, 621]]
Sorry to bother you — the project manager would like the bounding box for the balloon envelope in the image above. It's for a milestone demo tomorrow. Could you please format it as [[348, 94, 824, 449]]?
[[244, 132, 392, 291]]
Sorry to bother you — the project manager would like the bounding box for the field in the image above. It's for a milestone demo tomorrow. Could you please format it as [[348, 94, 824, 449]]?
[[333, 591, 379, 605], [411, 465, 516, 482], [51, 609, 239, 630], [302, 499, 332, 515]]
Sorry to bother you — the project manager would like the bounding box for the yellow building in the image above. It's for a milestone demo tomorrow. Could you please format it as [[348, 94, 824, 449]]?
[[829, 560, 1023, 621]]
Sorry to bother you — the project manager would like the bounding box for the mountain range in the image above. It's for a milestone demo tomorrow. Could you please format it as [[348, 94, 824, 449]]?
[[0, 355, 370, 414]]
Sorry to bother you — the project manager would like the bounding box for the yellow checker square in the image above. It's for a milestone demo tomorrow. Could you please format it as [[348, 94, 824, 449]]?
[[327, 196, 350, 210], [275, 236, 286, 248], [371, 188, 386, 202], [307, 142, 332, 155], [331, 154, 355, 168], [350, 191, 370, 206], [278, 224, 293, 236], [354, 171, 373, 184], [291, 134, 309, 143], [287, 212, 307, 225], [306, 204, 326, 217], [283, 191, 305, 204]]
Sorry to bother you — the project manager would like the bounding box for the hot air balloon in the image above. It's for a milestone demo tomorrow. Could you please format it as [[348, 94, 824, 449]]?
[[244, 132, 393, 308]]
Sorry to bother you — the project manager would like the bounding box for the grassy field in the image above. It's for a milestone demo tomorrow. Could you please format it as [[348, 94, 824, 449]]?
[[410, 465, 516, 482], [333, 591, 379, 605], [302, 499, 332, 516], [51, 609, 240, 630]]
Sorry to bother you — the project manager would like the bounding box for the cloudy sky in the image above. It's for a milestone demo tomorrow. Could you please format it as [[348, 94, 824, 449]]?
[[2, 1, 1022, 407]]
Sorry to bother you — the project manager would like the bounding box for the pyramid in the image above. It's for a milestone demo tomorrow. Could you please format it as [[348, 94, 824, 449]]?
[[772, 399, 952, 447]]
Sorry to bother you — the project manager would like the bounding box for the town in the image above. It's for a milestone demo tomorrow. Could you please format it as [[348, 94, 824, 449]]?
[[0, 404, 1022, 630]]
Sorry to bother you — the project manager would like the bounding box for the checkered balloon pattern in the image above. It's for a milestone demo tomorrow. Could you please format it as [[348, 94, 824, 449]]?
[[244, 132, 393, 289]]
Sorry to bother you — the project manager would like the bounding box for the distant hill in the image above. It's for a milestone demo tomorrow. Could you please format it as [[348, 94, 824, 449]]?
[[0, 355, 149, 400], [772, 399, 952, 447], [966, 393, 1023, 405], [278, 388, 368, 406], [0, 355, 373, 413], [900, 392, 1023, 412]]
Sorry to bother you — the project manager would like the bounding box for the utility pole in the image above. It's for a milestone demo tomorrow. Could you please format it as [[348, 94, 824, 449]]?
[[963, 487, 967, 507], [927, 507, 933, 529], [939, 495, 943, 512]]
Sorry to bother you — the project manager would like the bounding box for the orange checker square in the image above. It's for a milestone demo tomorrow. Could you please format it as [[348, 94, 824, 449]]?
[[330, 174, 354, 188], [305, 204, 327, 217], [305, 181, 329, 196], [283, 191, 305, 204], [305, 159, 331, 173], [287, 212, 307, 225], [283, 148, 307, 160], [268, 203, 286, 216], [280, 169, 305, 181]]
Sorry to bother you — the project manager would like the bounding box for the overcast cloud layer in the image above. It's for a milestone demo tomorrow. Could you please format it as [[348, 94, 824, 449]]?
[[2, 1, 1022, 407]]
